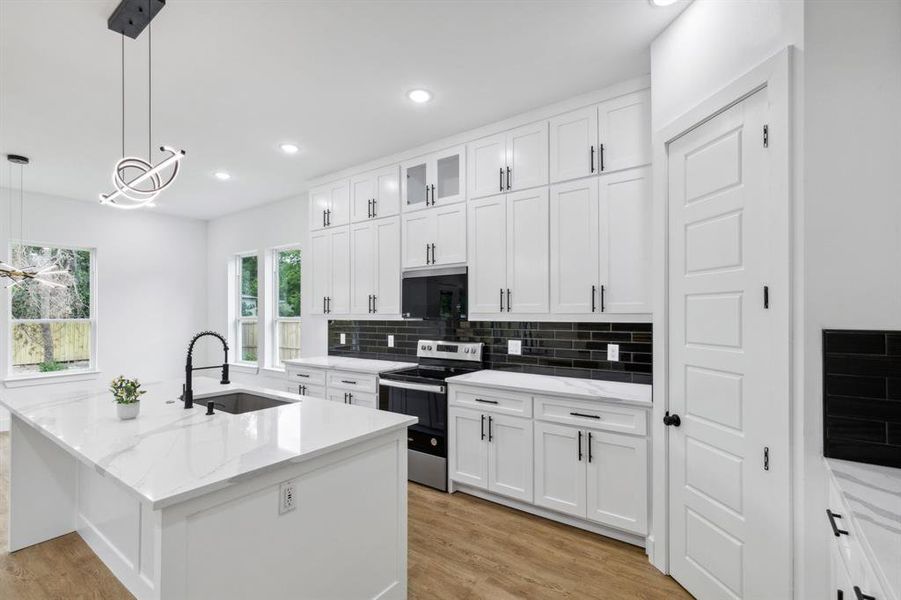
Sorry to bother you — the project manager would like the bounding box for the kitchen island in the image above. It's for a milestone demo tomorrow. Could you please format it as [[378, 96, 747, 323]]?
[[0, 378, 416, 600]]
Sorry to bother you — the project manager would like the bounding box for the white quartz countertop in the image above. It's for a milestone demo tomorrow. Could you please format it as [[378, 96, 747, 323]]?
[[826, 458, 901, 600], [283, 356, 415, 374], [0, 379, 416, 510], [445, 370, 652, 406]]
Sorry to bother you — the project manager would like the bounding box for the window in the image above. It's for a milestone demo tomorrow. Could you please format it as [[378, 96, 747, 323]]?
[[273, 247, 301, 366], [9, 244, 95, 377], [236, 254, 258, 363]]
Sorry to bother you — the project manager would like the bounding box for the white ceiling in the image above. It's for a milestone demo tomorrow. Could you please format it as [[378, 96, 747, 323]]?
[[0, 0, 687, 220]]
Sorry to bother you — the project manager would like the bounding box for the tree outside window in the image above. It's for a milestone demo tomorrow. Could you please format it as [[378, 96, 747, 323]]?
[[274, 248, 301, 365], [237, 254, 258, 363]]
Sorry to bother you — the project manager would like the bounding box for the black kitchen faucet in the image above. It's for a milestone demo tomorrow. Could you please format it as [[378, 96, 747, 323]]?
[[182, 331, 230, 409]]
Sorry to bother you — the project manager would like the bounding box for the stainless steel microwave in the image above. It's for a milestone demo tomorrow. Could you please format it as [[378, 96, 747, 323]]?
[[401, 267, 467, 320]]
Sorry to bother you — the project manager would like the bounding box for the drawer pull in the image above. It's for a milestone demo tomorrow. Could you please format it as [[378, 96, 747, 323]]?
[[475, 398, 499, 405], [826, 509, 849, 537], [340, 380, 358, 385], [570, 412, 601, 419], [295, 373, 310, 378], [854, 587, 876, 600]]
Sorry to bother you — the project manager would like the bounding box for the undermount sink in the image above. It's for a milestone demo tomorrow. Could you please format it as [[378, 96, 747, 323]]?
[[196, 392, 290, 414]]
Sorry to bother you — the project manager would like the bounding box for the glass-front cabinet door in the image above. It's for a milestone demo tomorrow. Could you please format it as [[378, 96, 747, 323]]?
[[402, 146, 466, 212], [402, 157, 428, 210]]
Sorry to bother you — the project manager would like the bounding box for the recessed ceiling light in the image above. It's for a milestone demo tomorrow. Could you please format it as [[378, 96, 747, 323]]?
[[280, 143, 299, 154], [407, 89, 432, 104], [214, 171, 231, 181], [650, 0, 678, 5]]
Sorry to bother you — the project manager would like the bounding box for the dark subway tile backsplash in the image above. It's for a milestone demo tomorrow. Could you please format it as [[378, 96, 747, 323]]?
[[328, 320, 653, 385], [823, 329, 901, 469]]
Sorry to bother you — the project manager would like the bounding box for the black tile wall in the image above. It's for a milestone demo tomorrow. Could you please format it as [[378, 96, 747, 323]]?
[[823, 329, 901, 469], [328, 320, 653, 385]]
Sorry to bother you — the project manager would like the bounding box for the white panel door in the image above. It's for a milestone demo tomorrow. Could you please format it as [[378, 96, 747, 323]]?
[[309, 230, 331, 315], [432, 203, 467, 266], [533, 421, 586, 518], [507, 121, 549, 192], [549, 178, 600, 314], [468, 196, 507, 314], [598, 166, 652, 313], [401, 211, 434, 269], [549, 106, 598, 183], [487, 414, 533, 503], [373, 217, 401, 315], [467, 133, 507, 200], [327, 180, 350, 228], [448, 407, 488, 490], [328, 227, 351, 315], [585, 431, 648, 535], [597, 89, 651, 173], [309, 186, 332, 231], [373, 165, 400, 218], [432, 145, 466, 206], [506, 188, 549, 313], [668, 90, 790, 600], [326, 390, 349, 404], [350, 173, 375, 223], [349, 222, 374, 315]]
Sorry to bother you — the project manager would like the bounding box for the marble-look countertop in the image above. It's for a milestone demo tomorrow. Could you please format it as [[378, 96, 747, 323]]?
[[283, 356, 415, 374], [0, 379, 416, 510], [826, 458, 901, 600], [445, 370, 652, 406]]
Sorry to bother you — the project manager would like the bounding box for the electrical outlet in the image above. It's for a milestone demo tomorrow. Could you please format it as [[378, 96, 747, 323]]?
[[607, 343, 620, 362], [279, 480, 297, 515], [340, 333, 346, 345], [387, 334, 395, 348], [508, 340, 522, 355]]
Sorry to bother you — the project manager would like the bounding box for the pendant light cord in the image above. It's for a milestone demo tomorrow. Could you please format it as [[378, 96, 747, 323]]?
[[148, 12, 152, 162], [121, 33, 125, 159]]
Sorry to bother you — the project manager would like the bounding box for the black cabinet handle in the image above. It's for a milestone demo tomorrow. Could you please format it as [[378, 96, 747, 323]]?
[[506, 288, 511, 312], [372, 198, 377, 217], [344, 392, 348, 403], [296, 373, 310, 378], [322, 297, 326, 313], [430, 184, 435, 204], [326, 296, 331, 313], [488, 415, 493, 442], [663, 411, 681, 427], [591, 284, 596, 312], [475, 398, 499, 405], [577, 430, 583, 461], [570, 412, 600, 419], [827, 509, 849, 537], [426, 244, 431, 265], [322, 210, 326, 227], [425, 184, 430, 206], [341, 380, 357, 385], [599, 143, 605, 172], [481, 414, 485, 440], [506, 166, 511, 190], [600, 284, 606, 312], [367, 199, 371, 218], [368, 294, 372, 313], [854, 586, 876, 600], [588, 431, 593, 463], [590, 145, 595, 173], [372, 295, 377, 313], [500, 288, 504, 312], [431, 243, 436, 264], [326, 209, 331, 226], [499, 167, 504, 192]]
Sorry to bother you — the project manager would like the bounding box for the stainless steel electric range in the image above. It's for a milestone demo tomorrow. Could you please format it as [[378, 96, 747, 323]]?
[[378, 340, 484, 491]]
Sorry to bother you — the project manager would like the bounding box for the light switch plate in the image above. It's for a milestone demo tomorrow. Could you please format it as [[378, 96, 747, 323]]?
[[340, 333, 346, 345], [387, 335, 395, 348], [607, 343, 620, 361], [508, 340, 522, 355]]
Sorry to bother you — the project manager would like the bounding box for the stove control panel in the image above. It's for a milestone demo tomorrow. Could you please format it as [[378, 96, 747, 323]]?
[[417, 340, 483, 362]]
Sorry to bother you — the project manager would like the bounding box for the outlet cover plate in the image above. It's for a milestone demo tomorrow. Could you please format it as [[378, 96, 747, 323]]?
[[607, 343, 620, 362], [388, 335, 395, 348], [508, 340, 522, 355], [279, 480, 297, 515]]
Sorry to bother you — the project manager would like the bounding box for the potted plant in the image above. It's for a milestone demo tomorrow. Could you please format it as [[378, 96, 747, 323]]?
[[110, 376, 146, 420]]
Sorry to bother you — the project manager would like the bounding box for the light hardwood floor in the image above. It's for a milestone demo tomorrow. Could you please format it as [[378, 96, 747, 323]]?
[[0, 433, 690, 599]]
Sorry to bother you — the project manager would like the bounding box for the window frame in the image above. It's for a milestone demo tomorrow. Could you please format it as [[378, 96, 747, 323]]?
[[6, 242, 98, 380], [234, 252, 259, 365], [271, 245, 302, 368]]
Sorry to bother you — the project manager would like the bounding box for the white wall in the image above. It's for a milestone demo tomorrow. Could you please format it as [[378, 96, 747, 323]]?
[[204, 194, 325, 388], [0, 190, 207, 428]]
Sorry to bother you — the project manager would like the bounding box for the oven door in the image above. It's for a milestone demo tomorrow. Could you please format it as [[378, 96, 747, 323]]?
[[378, 379, 446, 458]]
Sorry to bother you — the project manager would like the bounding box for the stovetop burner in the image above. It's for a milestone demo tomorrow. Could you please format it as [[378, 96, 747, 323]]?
[[380, 364, 481, 385], [379, 339, 485, 386]]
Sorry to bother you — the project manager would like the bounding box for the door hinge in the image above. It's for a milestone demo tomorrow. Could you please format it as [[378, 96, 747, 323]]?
[[763, 124, 769, 148], [764, 446, 770, 471]]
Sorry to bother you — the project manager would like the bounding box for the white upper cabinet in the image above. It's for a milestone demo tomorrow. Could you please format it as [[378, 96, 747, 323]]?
[[349, 222, 375, 315], [351, 165, 400, 223], [549, 89, 650, 184], [468, 123, 548, 200], [310, 230, 331, 315], [309, 180, 350, 230], [401, 145, 465, 212], [309, 226, 350, 315], [351, 217, 401, 315], [401, 203, 466, 269], [550, 178, 601, 314], [468, 196, 507, 313]]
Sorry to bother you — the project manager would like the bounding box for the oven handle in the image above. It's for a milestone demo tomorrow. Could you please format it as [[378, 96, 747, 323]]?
[[379, 379, 446, 394]]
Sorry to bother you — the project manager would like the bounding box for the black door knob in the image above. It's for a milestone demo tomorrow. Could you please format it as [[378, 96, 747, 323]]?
[[663, 412, 681, 427]]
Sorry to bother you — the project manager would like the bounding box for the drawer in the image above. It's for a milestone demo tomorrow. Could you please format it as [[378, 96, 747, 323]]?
[[285, 365, 326, 386], [288, 382, 325, 399], [449, 385, 532, 417], [327, 370, 378, 394], [534, 395, 647, 436]]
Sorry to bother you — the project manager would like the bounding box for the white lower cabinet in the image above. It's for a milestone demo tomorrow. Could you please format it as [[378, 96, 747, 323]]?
[[585, 430, 647, 534], [285, 366, 379, 407], [533, 421, 586, 518]]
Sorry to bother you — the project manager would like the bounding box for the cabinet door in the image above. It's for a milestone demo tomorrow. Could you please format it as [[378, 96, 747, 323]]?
[[348, 391, 378, 409], [309, 185, 332, 231], [487, 414, 533, 503], [549, 106, 598, 183], [506, 188, 549, 313], [597, 89, 650, 173], [468, 196, 507, 314], [349, 222, 375, 315], [327, 389, 350, 404], [598, 167, 651, 313], [550, 179, 600, 314], [326, 180, 350, 227], [373, 165, 401, 218], [448, 407, 488, 490], [350, 173, 375, 223], [432, 145, 466, 206], [401, 211, 434, 269], [432, 204, 467, 265], [309, 230, 331, 315], [467, 133, 507, 200], [533, 421, 586, 518], [373, 217, 401, 315], [328, 227, 351, 314], [585, 431, 648, 535], [507, 121, 548, 192], [402, 155, 429, 211]]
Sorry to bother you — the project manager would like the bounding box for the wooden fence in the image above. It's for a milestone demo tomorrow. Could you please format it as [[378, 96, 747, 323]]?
[[240, 321, 301, 362], [12, 321, 91, 366]]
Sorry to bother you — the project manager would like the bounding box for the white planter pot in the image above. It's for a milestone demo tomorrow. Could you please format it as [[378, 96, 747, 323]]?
[[116, 402, 140, 420]]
